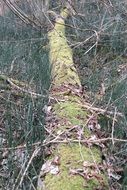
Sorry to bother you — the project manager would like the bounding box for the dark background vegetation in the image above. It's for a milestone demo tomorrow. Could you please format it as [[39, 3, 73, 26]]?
[[0, 0, 127, 189]]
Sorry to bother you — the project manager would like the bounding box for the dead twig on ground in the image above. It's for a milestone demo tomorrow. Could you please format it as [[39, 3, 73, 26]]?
[[0, 137, 127, 152]]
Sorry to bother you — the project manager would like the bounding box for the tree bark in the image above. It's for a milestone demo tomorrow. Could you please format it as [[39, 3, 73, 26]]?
[[37, 7, 109, 190]]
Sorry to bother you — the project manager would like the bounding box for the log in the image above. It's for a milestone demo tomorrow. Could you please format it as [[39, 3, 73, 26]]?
[[37, 7, 109, 190]]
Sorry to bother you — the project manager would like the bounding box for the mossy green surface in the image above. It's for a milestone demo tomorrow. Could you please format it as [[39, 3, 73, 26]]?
[[44, 144, 108, 190], [41, 99, 109, 190], [54, 101, 87, 125], [37, 7, 109, 190], [48, 11, 81, 87]]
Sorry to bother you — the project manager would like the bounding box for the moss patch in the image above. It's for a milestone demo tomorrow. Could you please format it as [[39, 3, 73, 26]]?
[[48, 13, 81, 87], [54, 101, 87, 125], [44, 144, 108, 190]]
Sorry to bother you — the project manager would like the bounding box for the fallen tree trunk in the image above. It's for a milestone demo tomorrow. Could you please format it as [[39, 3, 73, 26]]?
[[37, 7, 109, 190]]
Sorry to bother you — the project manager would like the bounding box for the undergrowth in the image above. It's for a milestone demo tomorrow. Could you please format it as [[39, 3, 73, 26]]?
[[0, 0, 127, 189]]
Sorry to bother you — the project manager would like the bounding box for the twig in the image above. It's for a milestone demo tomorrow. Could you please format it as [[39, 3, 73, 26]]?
[[1, 137, 127, 151], [81, 102, 123, 117], [5, 77, 44, 98], [2, 0, 42, 29], [43, 138, 127, 145], [14, 147, 40, 190], [27, 175, 37, 190], [111, 107, 117, 145], [12, 158, 27, 190], [0, 74, 50, 99]]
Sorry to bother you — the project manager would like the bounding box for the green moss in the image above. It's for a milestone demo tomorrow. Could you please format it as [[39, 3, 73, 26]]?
[[0, 74, 27, 87], [48, 15, 81, 87], [44, 144, 108, 190], [45, 172, 83, 190], [54, 99, 92, 137], [58, 144, 102, 167], [54, 101, 87, 125], [60, 8, 69, 19]]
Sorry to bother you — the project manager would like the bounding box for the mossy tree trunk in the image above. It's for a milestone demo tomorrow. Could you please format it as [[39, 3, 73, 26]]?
[[37, 7, 109, 190]]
